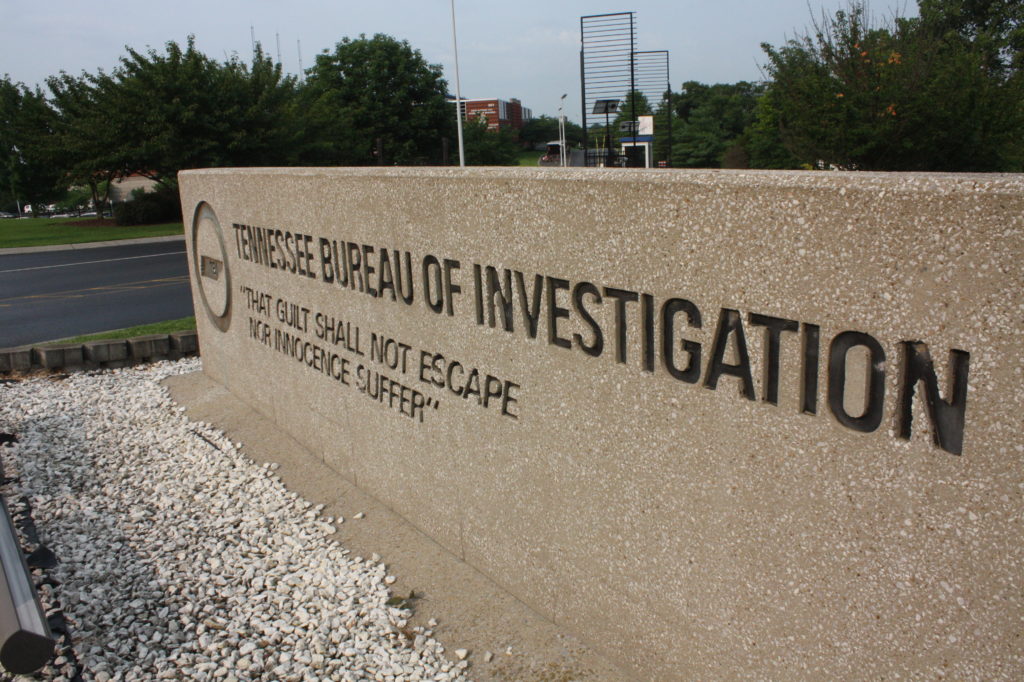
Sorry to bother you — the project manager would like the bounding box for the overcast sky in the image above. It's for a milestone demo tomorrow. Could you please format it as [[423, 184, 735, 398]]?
[[1, 1, 916, 122]]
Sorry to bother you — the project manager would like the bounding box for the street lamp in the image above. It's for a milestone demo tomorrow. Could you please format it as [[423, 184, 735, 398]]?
[[558, 94, 567, 167]]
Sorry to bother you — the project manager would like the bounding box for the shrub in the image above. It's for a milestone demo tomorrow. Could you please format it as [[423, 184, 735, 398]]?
[[114, 184, 182, 225]]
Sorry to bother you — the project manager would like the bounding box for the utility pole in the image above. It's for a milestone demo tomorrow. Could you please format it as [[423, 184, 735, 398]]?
[[450, 0, 466, 167], [559, 94, 567, 167]]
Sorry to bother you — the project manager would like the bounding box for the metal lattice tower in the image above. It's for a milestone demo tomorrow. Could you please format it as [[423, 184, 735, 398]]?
[[634, 50, 672, 166], [580, 12, 637, 166]]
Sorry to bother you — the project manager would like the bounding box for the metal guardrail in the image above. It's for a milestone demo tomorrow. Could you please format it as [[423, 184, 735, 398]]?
[[0, 495, 55, 674]]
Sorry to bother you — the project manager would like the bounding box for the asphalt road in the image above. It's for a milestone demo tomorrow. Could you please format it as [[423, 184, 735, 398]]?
[[0, 240, 194, 348]]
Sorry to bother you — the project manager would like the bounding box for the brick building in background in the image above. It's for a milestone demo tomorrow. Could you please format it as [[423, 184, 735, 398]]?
[[458, 98, 533, 131], [109, 173, 159, 202]]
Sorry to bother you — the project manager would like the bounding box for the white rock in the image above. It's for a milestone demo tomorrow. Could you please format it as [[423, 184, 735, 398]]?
[[0, 359, 471, 682], [454, 649, 469, 660]]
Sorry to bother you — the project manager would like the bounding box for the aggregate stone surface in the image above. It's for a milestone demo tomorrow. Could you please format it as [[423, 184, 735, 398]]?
[[9, 168, 1018, 680], [179, 167, 1024, 678], [0, 358, 470, 681]]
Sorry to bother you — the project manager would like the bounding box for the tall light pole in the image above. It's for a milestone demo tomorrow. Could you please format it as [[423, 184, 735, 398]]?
[[450, 0, 466, 167], [559, 93, 567, 167]]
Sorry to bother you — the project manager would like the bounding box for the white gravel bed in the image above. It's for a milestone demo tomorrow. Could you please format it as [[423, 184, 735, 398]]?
[[0, 359, 470, 681]]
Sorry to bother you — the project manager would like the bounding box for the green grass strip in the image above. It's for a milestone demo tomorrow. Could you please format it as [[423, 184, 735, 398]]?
[[47, 316, 196, 345], [518, 151, 543, 166], [0, 217, 184, 249]]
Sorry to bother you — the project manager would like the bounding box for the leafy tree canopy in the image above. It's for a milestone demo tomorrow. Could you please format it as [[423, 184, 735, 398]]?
[[610, 90, 654, 134], [5, 1, 1018, 207], [758, 0, 1024, 170], [299, 34, 451, 165], [461, 116, 520, 165], [48, 37, 298, 197], [0, 76, 63, 211], [918, 0, 1023, 73], [671, 81, 765, 168], [519, 115, 583, 149]]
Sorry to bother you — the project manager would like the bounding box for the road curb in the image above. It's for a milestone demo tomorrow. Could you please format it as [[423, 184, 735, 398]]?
[[0, 331, 199, 374], [0, 234, 185, 256]]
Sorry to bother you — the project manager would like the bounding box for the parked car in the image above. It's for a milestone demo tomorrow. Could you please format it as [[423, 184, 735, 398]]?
[[538, 141, 567, 167]]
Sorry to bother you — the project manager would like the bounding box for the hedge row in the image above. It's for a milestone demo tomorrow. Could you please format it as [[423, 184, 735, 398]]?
[[114, 185, 182, 226]]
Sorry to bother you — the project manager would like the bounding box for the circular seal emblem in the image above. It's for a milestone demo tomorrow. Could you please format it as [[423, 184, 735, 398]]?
[[191, 201, 232, 332]]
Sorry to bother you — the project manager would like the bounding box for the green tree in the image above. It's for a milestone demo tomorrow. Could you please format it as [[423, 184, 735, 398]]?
[[110, 38, 232, 183], [112, 38, 298, 183], [461, 116, 519, 165], [47, 70, 125, 217], [758, 1, 1023, 170], [50, 38, 300, 195], [915, 0, 1024, 168], [611, 90, 653, 133], [46, 39, 299, 220], [0, 76, 63, 213], [583, 90, 653, 164], [671, 81, 765, 168], [519, 115, 583, 149], [918, 0, 1023, 73], [299, 34, 450, 165], [746, 88, 804, 169], [216, 46, 301, 167], [54, 182, 106, 215]]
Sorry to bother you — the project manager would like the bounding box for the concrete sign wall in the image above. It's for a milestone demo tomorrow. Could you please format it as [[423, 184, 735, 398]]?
[[180, 168, 1023, 679]]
